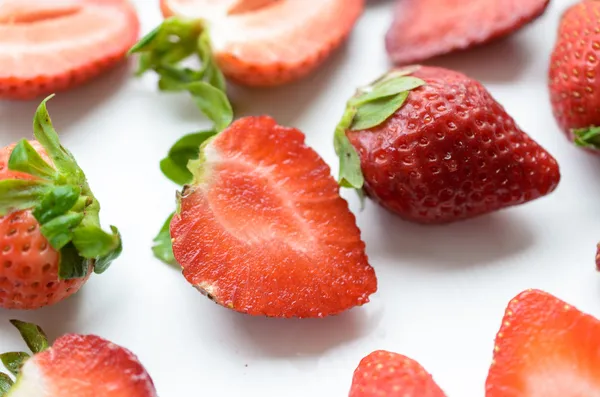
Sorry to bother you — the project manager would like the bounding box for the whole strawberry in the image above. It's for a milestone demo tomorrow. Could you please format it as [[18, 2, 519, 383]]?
[[349, 350, 446, 397], [549, 0, 600, 151], [334, 66, 560, 223], [0, 320, 157, 397], [0, 96, 121, 310]]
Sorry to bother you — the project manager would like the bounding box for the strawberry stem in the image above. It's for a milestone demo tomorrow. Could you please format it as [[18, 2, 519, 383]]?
[[573, 126, 600, 150], [9, 320, 49, 354]]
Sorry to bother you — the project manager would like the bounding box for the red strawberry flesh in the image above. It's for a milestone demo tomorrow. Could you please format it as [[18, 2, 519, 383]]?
[[486, 289, 600, 397], [386, 0, 550, 65], [349, 350, 446, 397], [170, 116, 377, 318]]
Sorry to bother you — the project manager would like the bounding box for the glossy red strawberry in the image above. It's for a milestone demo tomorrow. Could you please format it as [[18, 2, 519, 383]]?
[[170, 116, 377, 318], [334, 66, 560, 223], [386, 0, 549, 65], [0, 96, 121, 310], [486, 289, 600, 396], [0, 320, 157, 397], [549, 0, 600, 151], [349, 350, 446, 397]]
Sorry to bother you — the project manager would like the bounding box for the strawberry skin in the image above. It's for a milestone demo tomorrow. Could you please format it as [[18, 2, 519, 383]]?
[[386, 0, 549, 65], [170, 116, 377, 318], [349, 350, 446, 397], [0, 143, 89, 310], [0, 0, 139, 100], [159, 0, 363, 86], [345, 66, 560, 224], [486, 289, 600, 396], [549, 0, 600, 149]]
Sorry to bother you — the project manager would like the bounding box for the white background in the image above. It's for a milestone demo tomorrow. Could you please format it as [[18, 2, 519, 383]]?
[[0, 0, 598, 395]]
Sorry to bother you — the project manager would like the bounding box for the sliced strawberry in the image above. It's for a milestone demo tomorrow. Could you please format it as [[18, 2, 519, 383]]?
[[1, 321, 157, 397], [0, 0, 139, 100], [486, 289, 600, 396], [170, 116, 377, 318], [157, 0, 364, 86], [386, 0, 549, 65], [349, 350, 446, 397]]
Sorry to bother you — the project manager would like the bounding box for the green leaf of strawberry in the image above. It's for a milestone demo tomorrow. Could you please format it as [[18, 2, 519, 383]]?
[[152, 213, 178, 267], [0, 96, 122, 280], [130, 18, 232, 131], [0, 352, 29, 377], [9, 321, 49, 354], [573, 126, 600, 150], [0, 373, 12, 395], [334, 70, 425, 190], [160, 130, 217, 185]]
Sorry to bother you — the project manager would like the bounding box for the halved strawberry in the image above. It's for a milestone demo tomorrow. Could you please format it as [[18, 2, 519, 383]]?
[[156, 0, 363, 86], [0, 320, 157, 397], [0, 0, 139, 100], [386, 0, 550, 65], [486, 289, 600, 396], [349, 350, 446, 397], [170, 116, 377, 318]]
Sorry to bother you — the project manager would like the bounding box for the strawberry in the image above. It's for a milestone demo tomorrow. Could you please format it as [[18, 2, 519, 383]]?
[[548, 0, 600, 151], [0, 320, 157, 397], [169, 116, 377, 318], [334, 66, 561, 223], [0, 96, 121, 309], [486, 289, 600, 396], [386, 0, 549, 65], [349, 350, 446, 397], [0, 0, 140, 100]]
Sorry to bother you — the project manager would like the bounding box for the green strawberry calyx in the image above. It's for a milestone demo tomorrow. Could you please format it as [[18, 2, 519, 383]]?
[[129, 17, 233, 132], [334, 67, 426, 191], [0, 320, 50, 396], [573, 126, 600, 150], [0, 96, 122, 280]]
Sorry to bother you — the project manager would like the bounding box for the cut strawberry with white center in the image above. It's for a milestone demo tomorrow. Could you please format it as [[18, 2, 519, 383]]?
[[0, 0, 139, 99], [1, 320, 157, 397], [170, 116, 377, 318], [486, 289, 600, 397], [158, 0, 364, 86]]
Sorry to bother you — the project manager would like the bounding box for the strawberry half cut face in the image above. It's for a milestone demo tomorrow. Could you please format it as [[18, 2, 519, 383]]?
[[0, 0, 139, 99], [170, 116, 377, 318], [486, 289, 600, 397]]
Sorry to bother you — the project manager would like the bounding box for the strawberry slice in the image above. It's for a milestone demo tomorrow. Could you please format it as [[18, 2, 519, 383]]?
[[0, 0, 139, 100], [386, 0, 549, 65], [170, 116, 377, 318], [0, 320, 157, 397], [138, 0, 363, 87], [349, 350, 446, 397], [486, 289, 600, 396]]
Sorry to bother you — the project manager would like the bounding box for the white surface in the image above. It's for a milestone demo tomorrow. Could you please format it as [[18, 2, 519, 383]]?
[[0, 0, 598, 396]]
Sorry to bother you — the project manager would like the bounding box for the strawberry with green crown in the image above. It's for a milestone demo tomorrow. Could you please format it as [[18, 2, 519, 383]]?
[[0, 95, 121, 310], [0, 320, 157, 397], [334, 66, 561, 223]]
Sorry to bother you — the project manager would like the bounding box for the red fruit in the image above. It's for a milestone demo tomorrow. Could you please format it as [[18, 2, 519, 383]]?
[[157, 0, 364, 86], [0, 143, 90, 309], [338, 66, 560, 224], [2, 320, 157, 397], [386, 0, 549, 65], [0, 0, 139, 100], [549, 0, 600, 151], [0, 97, 121, 309], [170, 116, 377, 318], [486, 289, 600, 396], [349, 350, 446, 397]]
